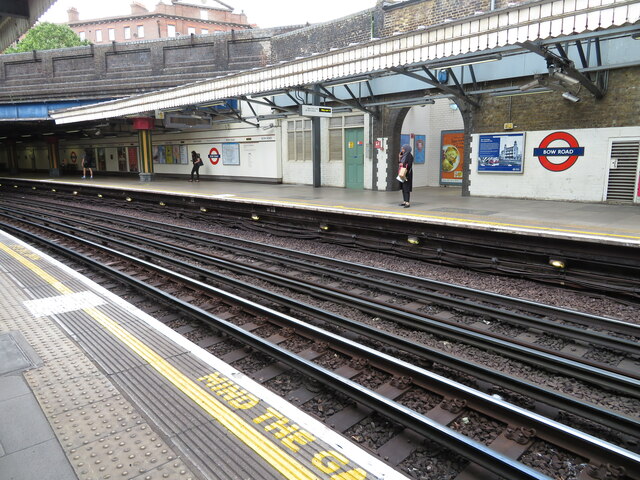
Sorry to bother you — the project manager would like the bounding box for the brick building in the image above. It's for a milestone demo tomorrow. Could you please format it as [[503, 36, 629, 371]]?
[[66, 0, 251, 44]]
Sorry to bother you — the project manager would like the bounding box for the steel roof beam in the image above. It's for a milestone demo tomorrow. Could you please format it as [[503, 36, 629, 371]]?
[[389, 66, 479, 109], [518, 41, 605, 99]]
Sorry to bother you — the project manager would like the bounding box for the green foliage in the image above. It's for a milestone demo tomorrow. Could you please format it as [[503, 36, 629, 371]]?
[[4, 22, 90, 53]]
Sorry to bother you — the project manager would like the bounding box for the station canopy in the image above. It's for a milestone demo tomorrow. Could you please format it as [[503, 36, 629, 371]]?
[[50, 0, 640, 125]]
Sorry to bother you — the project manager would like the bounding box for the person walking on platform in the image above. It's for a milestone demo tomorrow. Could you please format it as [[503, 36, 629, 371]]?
[[81, 150, 93, 179], [189, 151, 203, 182], [398, 144, 414, 208]]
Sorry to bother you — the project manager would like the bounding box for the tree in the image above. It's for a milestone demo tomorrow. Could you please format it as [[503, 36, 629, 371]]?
[[4, 22, 90, 54]]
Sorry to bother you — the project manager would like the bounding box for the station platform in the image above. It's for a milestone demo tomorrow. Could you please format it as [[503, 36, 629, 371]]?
[[0, 229, 403, 480], [2, 174, 640, 247]]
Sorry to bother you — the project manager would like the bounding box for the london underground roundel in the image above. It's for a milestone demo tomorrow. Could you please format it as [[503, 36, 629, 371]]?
[[533, 132, 585, 172], [208, 147, 220, 165]]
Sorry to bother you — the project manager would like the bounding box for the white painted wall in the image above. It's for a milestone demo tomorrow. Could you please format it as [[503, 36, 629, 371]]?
[[401, 99, 464, 187], [281, 114, 372, 189], [469, 126, 640, 202]]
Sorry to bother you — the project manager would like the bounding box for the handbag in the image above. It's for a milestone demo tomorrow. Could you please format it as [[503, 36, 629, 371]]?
[[398, 166, 407, 180]]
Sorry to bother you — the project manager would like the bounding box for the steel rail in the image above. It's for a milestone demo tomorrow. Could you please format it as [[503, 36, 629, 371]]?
[[1, 210, 639, 438], [9, 208, 635, 396], [4, 220, 640, 480], [12, 200, 638, 340]]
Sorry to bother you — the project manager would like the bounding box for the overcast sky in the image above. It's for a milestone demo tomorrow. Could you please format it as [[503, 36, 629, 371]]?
[[40, 0, 377, 28]]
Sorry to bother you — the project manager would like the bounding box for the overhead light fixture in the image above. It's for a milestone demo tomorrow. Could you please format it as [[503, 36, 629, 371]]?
[[561, 92, 581, 103], [427, 53, 502, 70], [389, 99, 436, 109], [324, 75, 372, 88], [551, 71, 580, 85], [491, 88, 552, 98], [519, 78, 542, 91], [549, 258, 566, 269], [257, 114, 288, 120]]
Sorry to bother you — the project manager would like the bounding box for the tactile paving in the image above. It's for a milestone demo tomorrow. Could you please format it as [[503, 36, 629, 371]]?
[[32, 373, 120, 416], [67, 423, 195, 480], [51, 395, 144, 449], [25, 351, 101, 389]]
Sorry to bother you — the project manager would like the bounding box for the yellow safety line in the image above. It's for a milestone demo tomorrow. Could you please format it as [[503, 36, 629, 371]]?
[[0, 242, 320, 480]]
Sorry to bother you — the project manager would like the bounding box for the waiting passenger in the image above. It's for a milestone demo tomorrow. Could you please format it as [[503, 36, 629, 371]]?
[[189, 151, 203, 182], [81, 152, 93, 179]]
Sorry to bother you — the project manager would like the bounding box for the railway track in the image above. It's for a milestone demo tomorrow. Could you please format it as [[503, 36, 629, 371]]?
[[2, 181, 640, 300], [1, 201, 639, 480]]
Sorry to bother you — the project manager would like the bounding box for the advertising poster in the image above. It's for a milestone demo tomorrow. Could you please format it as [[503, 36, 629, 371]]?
[[165, 145, 174, 164], [478, 133, 525, 173], [97, 148, 106, 171], [127, 147, 138, 173], [222, 143, 240, 165], [117, 147, 127, 171], [440, 130, 464, 185], [414, 135, 425, 164], [400, 134, 410, 151], [152, 145, 165, 164], [179, 145, 189, 164]]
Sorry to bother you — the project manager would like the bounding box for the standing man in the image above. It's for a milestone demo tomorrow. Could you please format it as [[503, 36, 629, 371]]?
[[81, 149, 93, 179]]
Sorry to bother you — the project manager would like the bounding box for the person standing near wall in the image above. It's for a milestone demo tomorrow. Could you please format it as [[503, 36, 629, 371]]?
[[189, 150, 203, 182], [81, 150, 93, 179], [398, 144, 414, 208]]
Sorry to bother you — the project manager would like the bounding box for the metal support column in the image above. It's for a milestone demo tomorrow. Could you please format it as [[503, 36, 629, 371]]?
[[312, 84, 321, 188], [46, 137, 60, 177], [7, 140, 18, 174], [133, 117, 154, 182]]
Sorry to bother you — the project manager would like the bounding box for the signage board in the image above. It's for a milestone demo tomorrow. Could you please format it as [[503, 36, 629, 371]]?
[[300, 105, 333, 117]]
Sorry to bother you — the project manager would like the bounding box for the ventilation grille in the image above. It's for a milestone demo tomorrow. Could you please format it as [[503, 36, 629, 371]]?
[[606, 141, 639, 202]]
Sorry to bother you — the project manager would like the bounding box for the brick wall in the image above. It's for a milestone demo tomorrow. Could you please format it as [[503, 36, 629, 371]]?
[[378, 0, 522, 37], [0, 27, 296, 103], [270, 10, 374, 63], [475, 68, 640, 132]]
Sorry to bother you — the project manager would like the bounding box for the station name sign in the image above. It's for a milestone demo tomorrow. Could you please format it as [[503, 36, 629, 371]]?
[[300, 105, 333, 117]]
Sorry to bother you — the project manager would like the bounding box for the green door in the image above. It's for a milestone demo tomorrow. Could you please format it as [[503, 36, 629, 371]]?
[[345, 128, 364, 189]]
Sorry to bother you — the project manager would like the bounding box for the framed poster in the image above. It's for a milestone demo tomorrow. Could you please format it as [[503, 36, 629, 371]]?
[[222, 143, 240, 165], [414, 135, 425, 164], [400, 134, 410, 151], [440, 130, 464, 185], [478, 133, 525, 173], [152, 145, 165, 164], [165, 145, 174, 164]]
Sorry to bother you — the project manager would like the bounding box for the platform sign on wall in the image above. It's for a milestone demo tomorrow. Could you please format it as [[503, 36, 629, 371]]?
[[414, 135, 426, 164], [478, 133, 525, 173], [440, 130, 464, 185], [222, 143, 240, 165]]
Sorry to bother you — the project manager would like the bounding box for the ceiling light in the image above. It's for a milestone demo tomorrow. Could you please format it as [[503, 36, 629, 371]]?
[[428, 53, 502, 70], [551, 71, 580, 85], [519, 78, 541, 91], [561, 92, 580, 103], [491, 89, 552, 98]]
